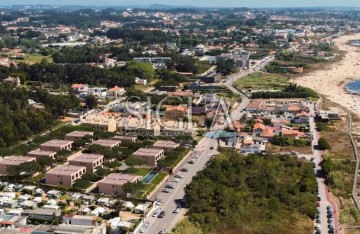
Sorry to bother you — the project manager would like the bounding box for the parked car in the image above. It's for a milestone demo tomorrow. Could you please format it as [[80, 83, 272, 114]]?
[[158, 211, 165, 218], [162, 189, 171, 193], [174, 174, 183, 178], [171, 179, 180, 183], [180, 168, 188, 172], [152, 208, 161, 217], [165, 184, 174, 189], [173, 207, 181, 213], [187, 160, 195, 164]]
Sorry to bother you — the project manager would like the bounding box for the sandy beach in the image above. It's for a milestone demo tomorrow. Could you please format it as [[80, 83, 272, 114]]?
[[294, 33, 360, 116]]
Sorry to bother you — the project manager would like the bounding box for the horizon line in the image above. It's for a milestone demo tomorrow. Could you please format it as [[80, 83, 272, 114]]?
[[1, 4, 360, 9]]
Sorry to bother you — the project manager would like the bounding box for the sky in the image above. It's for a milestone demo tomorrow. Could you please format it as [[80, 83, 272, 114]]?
[[2, 0, 360, 8]]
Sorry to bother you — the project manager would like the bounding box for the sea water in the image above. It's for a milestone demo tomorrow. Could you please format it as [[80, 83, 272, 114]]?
[[346, 80, 360, 94]]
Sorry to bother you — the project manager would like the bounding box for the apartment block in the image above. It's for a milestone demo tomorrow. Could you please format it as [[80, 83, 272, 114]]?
[[132, 148, 164, 166], [69, 153, 104, 173], [45, 165, 86, 187], [27, 149, 56, 160], [40, 140, 73, 152], [0, 156, 36, 174], [64, 131, 94, 141], [92, 139, 121, 149], [153, 140, 180, 153], [98, 173, 139, 196], [81, 113, 118, 132]]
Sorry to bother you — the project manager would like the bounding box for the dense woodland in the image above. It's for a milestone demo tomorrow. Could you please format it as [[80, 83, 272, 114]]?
[[184, 149, 316, 234], [0, 84, 80, 147]]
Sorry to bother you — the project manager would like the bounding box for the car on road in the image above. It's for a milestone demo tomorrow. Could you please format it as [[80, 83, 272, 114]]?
[[171, 179, 180, 183], [158, 211, 165, 218], [173, 207, 181, 213], [139, 222, 149, 233], [159, 230, 166, 234], [191, 155, 200, 159], [165, 184, 175, 189], [152, 208, 161, 217], [174, 174, 183, 178], [210, 146, 214, 150], [180, 167, 188, 172], [188, 160, 195, 164], [162, 189, 171, 193]]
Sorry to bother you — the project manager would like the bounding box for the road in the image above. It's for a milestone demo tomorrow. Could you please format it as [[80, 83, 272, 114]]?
[[143, 137, 218, 234], [308, 103, 340, 234], [221, 55, 275, 122], [139, 56, 275, 233]]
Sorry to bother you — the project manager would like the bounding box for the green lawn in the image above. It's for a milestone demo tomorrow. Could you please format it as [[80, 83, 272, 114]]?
[[235, 72, 289, 90], [123, 167, 150, 176], [142, 172, 168, 198]]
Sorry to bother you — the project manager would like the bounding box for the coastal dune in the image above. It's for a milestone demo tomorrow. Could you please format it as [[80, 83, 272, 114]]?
[[294, 33, 360, 115]]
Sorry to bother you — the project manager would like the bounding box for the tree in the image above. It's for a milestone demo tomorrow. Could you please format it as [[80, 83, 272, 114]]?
[[126, 62, 154, 80], [217, 59, 235, 75], [37, 156, 55, 168], [125, 156, 147, 167], [318, 137, 331, 150], [73, 179, 91, 189], [82, 173, 99, 182], [96, 168, 112, 177], [122, 181, 145, 195], [85, 95, 97, 109]]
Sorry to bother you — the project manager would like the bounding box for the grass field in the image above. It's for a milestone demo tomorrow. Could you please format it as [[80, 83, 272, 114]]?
[[11, 54, 53, 64], [235, 72, 289, 90]]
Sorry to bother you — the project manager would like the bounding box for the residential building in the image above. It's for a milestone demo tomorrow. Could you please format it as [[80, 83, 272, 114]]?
[[191, 106, 207, 115], [164, 105, 187, 120], [107, 86, 125, 98], [0, 156, 36, 175], [92, 139, 121, 149], [28, 223, 106, 234], [153, 140, 180, 153], [69, 154, 104, 173], [0, 214, 26, 229], [87, 87, 108, 99], [204, 93, 218, 104], [64, 131, 94, 141], [45, 165, 86, 187], [112, 135, 137, 143], [40, 140, 73, 152], [98, 173, 139, 196], [27, 149, 56, 160], [135, 77, 147, 85], [22, 208, 62, 221], [132, 148, 164, 166], [71, 83, 89, 93], [81, 113, 118, 132]]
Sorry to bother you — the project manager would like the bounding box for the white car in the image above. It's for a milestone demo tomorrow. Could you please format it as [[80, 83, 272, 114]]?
[[171, 179, 180, 183], [174, 174, 183, 178], [173, 207, 181, 213], [152, 208, 161, 217]]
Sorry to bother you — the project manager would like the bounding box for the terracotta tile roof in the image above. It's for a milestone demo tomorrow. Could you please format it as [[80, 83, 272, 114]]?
[[262, 128, 274, 137], [71, 83, 86, 89], [253, 123, 265, 130]]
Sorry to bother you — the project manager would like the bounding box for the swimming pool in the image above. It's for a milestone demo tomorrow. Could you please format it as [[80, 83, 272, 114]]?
[[142, 171, 158, 183]]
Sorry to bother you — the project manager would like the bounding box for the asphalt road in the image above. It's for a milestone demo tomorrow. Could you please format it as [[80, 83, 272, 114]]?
[[309, 103, 339, 234], [143, 137, 218, 234], [139, 55, 275, 233]]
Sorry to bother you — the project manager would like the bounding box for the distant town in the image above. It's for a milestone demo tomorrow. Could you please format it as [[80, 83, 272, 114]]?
[[0, 4, 360, 234]]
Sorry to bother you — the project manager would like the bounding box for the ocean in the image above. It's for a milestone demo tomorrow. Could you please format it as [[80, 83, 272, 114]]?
[[346, 80, 360, 94], [350, 40, 360, 46]]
